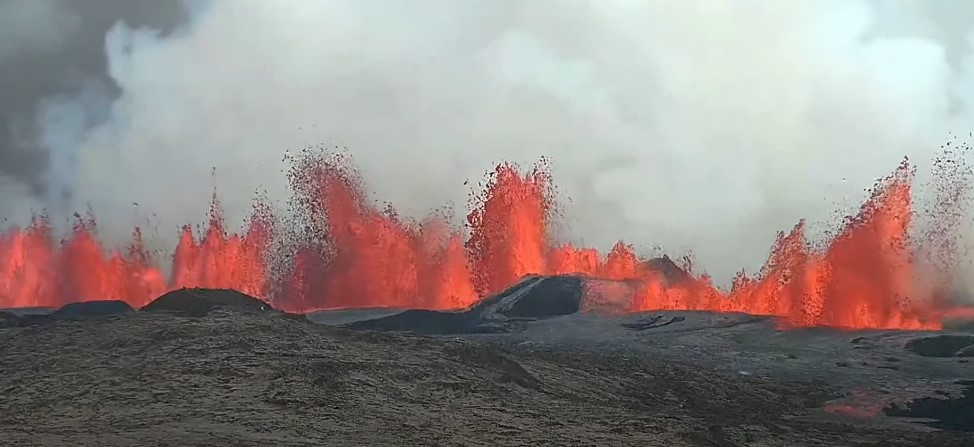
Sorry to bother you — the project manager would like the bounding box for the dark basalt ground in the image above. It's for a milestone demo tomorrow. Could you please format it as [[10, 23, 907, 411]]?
[[322, 274, 974, 436], [0, 310, 19, 328], [904, 334, 974, 357], [1, 281, 973, 446], [0, 297, 969, 447], [885, 380, 974, 431]]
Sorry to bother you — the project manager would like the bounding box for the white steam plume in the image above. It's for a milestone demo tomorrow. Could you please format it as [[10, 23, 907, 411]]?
[[33, 0, 974, 286]]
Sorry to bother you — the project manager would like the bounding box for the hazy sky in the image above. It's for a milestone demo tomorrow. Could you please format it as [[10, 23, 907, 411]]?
[[3, 0, 974, 284]]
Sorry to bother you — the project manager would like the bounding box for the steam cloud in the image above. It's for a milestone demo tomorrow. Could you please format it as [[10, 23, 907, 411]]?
[[5, 0, 974, 286], [0, 0, 185, 220]]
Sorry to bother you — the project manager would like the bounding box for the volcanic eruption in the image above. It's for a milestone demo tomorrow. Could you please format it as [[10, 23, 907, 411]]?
[[0, 147, 969, 330]]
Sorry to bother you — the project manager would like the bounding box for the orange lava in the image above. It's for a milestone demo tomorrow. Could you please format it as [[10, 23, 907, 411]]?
[[0, 151, 968, 330]]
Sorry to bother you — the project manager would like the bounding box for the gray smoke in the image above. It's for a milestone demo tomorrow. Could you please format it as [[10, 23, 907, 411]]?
[[6, 0, 974, 287], [0, 0, 186, 221]]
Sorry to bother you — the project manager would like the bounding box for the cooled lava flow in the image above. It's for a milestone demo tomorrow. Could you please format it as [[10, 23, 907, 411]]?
[[0, 151, 966, 330]]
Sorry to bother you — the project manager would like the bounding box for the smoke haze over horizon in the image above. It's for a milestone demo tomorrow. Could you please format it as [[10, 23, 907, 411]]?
[[4, 0, 974, 287]]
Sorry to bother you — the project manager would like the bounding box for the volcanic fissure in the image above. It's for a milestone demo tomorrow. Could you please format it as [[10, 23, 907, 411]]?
[[0, 149, 969, 330]]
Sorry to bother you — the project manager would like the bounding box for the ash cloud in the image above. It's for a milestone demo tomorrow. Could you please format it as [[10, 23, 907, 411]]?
[[9, 0, 974, 287], [0, 0, 186, 221]]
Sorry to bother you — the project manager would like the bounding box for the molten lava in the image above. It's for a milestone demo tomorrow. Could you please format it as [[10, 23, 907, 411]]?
[[0, 151, 967, 330]]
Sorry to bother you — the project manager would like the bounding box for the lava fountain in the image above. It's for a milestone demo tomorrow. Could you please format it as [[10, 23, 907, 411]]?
[[0, 150, 967, 330]]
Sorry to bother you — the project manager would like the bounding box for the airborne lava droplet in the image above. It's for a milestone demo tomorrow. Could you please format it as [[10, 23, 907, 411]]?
[[0, 149, 968, 330]]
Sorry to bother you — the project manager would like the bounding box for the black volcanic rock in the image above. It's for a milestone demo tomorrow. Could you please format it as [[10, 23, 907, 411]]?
[[499, 276, 582, 318], [469, 275, 584, 321], [54, 300, 134, 320], [346, 309, 486, 335], [956, 345, 974, 357], [0, 311, 20, 328], [0, 301, 133, 327], [621, 314, 687, 331], [8, 301, 971, 446], [347, 275, 585, 335], [904, 335, 974, 358], [18, 313, 56, 327], [642, 255, 693, 285], [885, 380, 974, 432], [4, 307, 56, 317], [142, 288, 272, 317]]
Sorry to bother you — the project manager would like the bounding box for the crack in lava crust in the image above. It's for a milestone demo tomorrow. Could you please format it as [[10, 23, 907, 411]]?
[[0, 151, 967, 330]]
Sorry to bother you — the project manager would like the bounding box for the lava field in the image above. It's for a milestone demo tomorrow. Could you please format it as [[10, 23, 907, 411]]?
[[1, 284, 972, 446]]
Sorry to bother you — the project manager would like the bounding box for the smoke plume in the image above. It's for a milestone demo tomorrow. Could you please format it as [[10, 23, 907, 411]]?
[[7, 0, 974, 286], [0, 0, 186, 220]]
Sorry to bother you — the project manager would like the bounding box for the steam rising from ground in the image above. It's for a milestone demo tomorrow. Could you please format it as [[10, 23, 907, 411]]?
[[7, 0, 974, 286]]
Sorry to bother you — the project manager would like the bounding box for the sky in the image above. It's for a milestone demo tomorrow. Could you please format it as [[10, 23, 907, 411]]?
[[2, 0, 974, 285]]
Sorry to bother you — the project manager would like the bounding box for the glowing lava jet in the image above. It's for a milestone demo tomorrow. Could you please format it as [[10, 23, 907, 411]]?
[[0, 151, 967, 330]]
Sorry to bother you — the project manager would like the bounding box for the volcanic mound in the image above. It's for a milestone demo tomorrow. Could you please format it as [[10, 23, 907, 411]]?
[[343, 256, 697, 335], [141, 288, 274, 317], [345, 274, 585, 334]]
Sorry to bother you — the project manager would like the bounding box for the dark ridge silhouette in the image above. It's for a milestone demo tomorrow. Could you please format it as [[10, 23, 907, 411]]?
[[642, 255, 693, 285], [0, 301, 133, 327], [141, 288, 273, 317], [2, 307, 55, 317], [54, 300, 133, 320]]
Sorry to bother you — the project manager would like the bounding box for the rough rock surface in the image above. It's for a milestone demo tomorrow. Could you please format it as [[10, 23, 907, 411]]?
[[346, 275, 584, 334], [54, 300, 134, 320], [0, 311, 19, 328], [0, 301, 133, 327], [0, 300, 971, 446], [333, 275, 974, 436], [885, 380, 974, 431], [904, 334, 974, 357], [141, 288, 274, 317]]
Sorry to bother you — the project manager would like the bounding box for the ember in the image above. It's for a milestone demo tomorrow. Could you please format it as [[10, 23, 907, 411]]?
[[0, 150, 967, 330]]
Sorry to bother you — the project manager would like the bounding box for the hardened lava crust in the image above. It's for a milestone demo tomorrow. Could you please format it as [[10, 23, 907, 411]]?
[[0, 283, 972, 446]]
